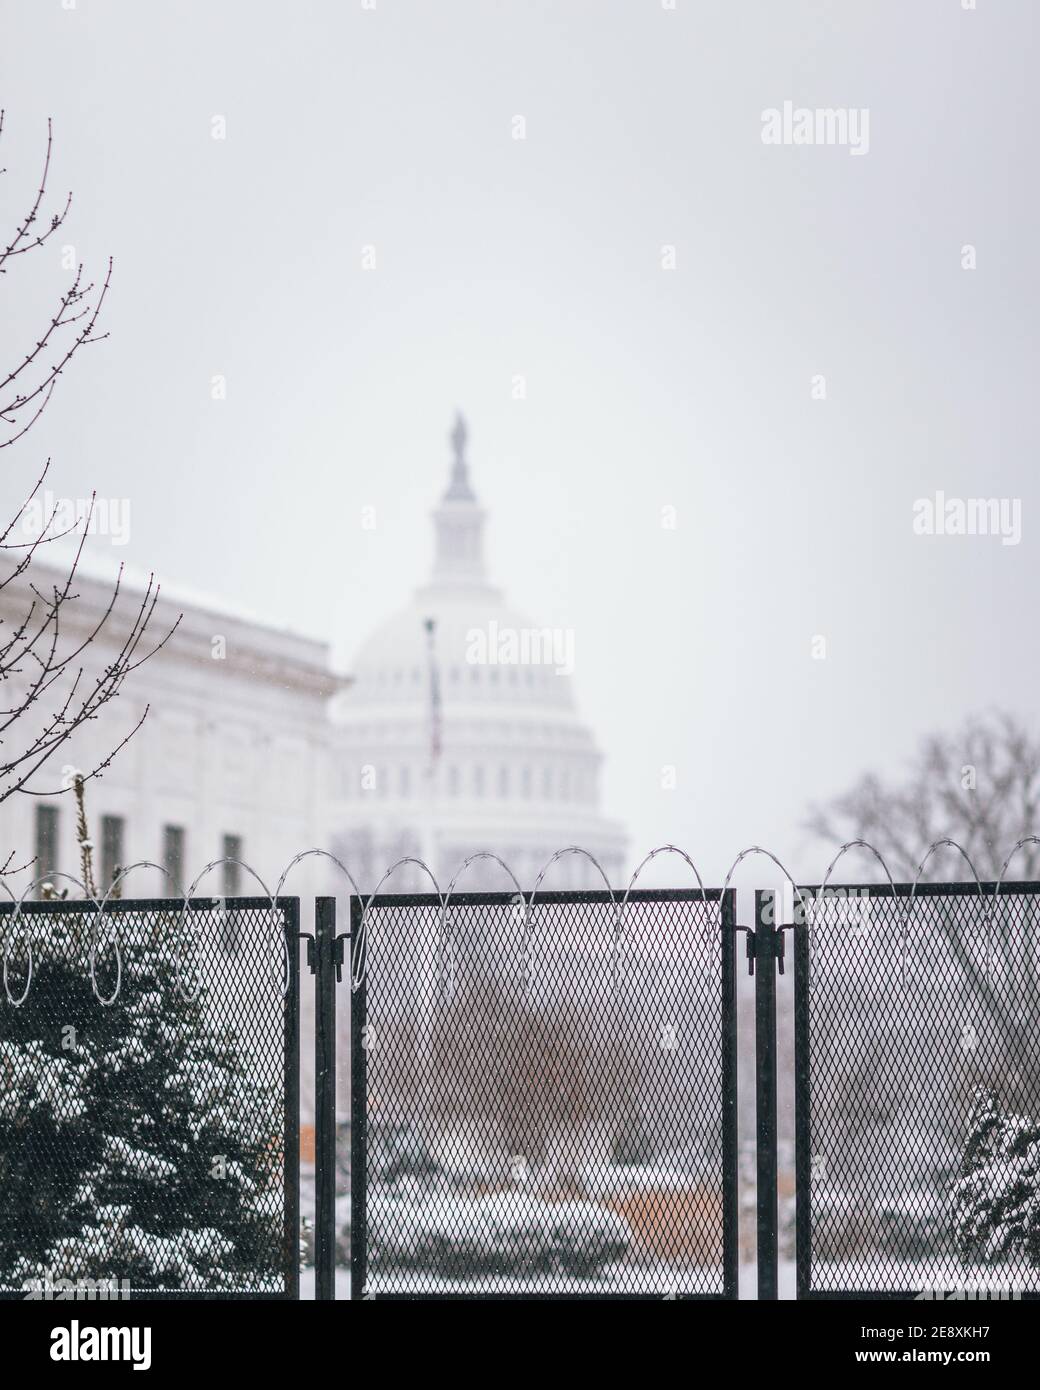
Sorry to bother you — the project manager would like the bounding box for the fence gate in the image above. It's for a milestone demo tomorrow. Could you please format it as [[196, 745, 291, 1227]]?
[[350, 888, 737, 1299], [793, 880, 1040, 1300], [0, 896, 301, 1300]]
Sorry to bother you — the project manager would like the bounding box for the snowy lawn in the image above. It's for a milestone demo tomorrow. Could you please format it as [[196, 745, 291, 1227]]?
[[299, 1268, 351, 1299]]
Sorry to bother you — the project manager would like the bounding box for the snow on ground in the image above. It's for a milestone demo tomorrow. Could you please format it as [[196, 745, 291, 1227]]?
[[301, 1259, 1029, 1300], [300, 1264, 726, 1298], [739, 1261, 795, 1299], [299, 1268, 351, 1300], [808, 1260, 1038, 1294], [300, 1265, 727, 1298]]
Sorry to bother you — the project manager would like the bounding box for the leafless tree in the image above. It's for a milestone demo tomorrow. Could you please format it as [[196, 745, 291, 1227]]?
[[0, 113, 177, 877], [805, 711, 1040, 1200], [806, 710, 1040, 880], [428, 971, 641, 1185]]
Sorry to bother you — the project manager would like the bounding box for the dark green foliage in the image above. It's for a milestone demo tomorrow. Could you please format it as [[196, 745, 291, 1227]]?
[[0, 914, 280, 1291], [952, 1088, 1040, 1268]]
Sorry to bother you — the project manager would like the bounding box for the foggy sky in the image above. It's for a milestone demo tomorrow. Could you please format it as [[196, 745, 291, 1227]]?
[[2, 0, 1037, 888]]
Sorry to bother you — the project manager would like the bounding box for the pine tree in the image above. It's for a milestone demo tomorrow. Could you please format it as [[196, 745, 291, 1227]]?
[[0, 915, 102, 1284], [952, 1087, 1040, 1268], [1, 909, 283, 1292]]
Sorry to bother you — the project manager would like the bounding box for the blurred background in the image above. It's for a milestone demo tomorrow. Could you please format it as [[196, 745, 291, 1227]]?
[[1, 0, 1037, 892]]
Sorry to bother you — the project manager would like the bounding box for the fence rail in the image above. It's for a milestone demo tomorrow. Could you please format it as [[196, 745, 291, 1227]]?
[[350, 888, 737, 1299], [793, 881, 1040, 1300], [3, 853, 1040, 1301], [0, 896, 300, 1300]]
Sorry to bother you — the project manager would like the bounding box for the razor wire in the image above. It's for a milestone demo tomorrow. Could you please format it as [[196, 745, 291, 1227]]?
[[616, 845, 714, 990], [441, 852, 525, 999], [4, 835, 1040, 1005], [180, 856, 288, 999], [2, 871, 102, 1008], [351, 856, 445, 994], [811, 839, 901, 992]]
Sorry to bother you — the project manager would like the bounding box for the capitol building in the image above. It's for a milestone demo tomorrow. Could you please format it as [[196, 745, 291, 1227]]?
[[0, 416, 627, 1122], [0, 416, 626, 906], [329, 416, 627, 892]]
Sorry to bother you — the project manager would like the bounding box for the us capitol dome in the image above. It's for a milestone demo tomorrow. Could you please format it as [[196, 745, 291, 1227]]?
[[330, 415, 628, 891]]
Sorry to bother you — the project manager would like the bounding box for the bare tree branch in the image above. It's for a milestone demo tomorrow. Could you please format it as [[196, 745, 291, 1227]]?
[[0, 114, 109, 447], [0, 115, 179, 880], [805, 710, 1040, 882]]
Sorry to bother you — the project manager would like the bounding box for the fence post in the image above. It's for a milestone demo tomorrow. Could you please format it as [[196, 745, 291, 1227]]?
[[754, 888, 779, 1300], [793, 901, 811, 1300], [314, 896, 338, 1301], [350, 894, 367, 1301], [721, 888, 739, 1299]]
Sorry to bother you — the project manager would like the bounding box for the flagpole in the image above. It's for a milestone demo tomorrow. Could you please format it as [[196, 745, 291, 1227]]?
[[418, 617, 442, 1052], [422, 616, 441, 879]]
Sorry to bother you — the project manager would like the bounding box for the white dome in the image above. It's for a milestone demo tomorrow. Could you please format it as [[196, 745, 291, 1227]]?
[[330, 416, 627, 891], [349, 588, 576, 712]]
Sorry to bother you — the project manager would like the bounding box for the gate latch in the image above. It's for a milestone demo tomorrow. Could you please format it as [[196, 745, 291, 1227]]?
[[744, 924, 788, 976], [742, 927, 756, 976], [304, 932, 345, 981], [333, 932, 348, 983]]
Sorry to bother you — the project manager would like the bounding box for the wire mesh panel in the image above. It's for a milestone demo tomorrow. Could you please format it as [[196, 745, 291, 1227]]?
[[351, 888, 736, 1299], [795, 882, 1040, 1300], [0, 897, 299, 1300]]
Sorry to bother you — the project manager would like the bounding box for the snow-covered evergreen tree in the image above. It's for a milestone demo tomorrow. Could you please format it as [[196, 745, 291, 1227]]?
[[1, 912, 282, 1291], [952, 1087, 1040, 1268], [0, 916, 102, 1283]]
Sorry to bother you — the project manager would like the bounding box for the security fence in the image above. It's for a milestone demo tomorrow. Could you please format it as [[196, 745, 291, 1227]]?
[[0, 896, 300, 1300], [792, 880, 1040, 1301], [3, 847, 1040, 1303], [349, 888, 737, 1299]]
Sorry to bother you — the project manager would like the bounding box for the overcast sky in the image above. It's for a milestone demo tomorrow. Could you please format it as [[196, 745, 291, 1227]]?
[[2, 0, 1037, 885]]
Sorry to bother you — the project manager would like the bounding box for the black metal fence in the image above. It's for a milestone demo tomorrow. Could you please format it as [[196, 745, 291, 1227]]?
[[350, 889, 737, 1299], [6, 879, 1040, 1302], [0, 896, 300, 1300], [793, 882, 1040, 1300]]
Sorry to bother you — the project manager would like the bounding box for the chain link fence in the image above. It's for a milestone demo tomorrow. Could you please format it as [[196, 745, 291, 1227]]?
[[7, 860, 1040, 1301], [351, 889, 736, 1298], [0, 897, 299, 1300], [795, 882, 1040, 1299]]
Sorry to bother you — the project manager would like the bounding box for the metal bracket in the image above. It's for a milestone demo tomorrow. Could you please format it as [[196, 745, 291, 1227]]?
[[332, 932, 348, 983], [300, 932, 316, 974], [735, 924, 756, 976], [744, 923, 790, 976], [303, 930, 345, 981]]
